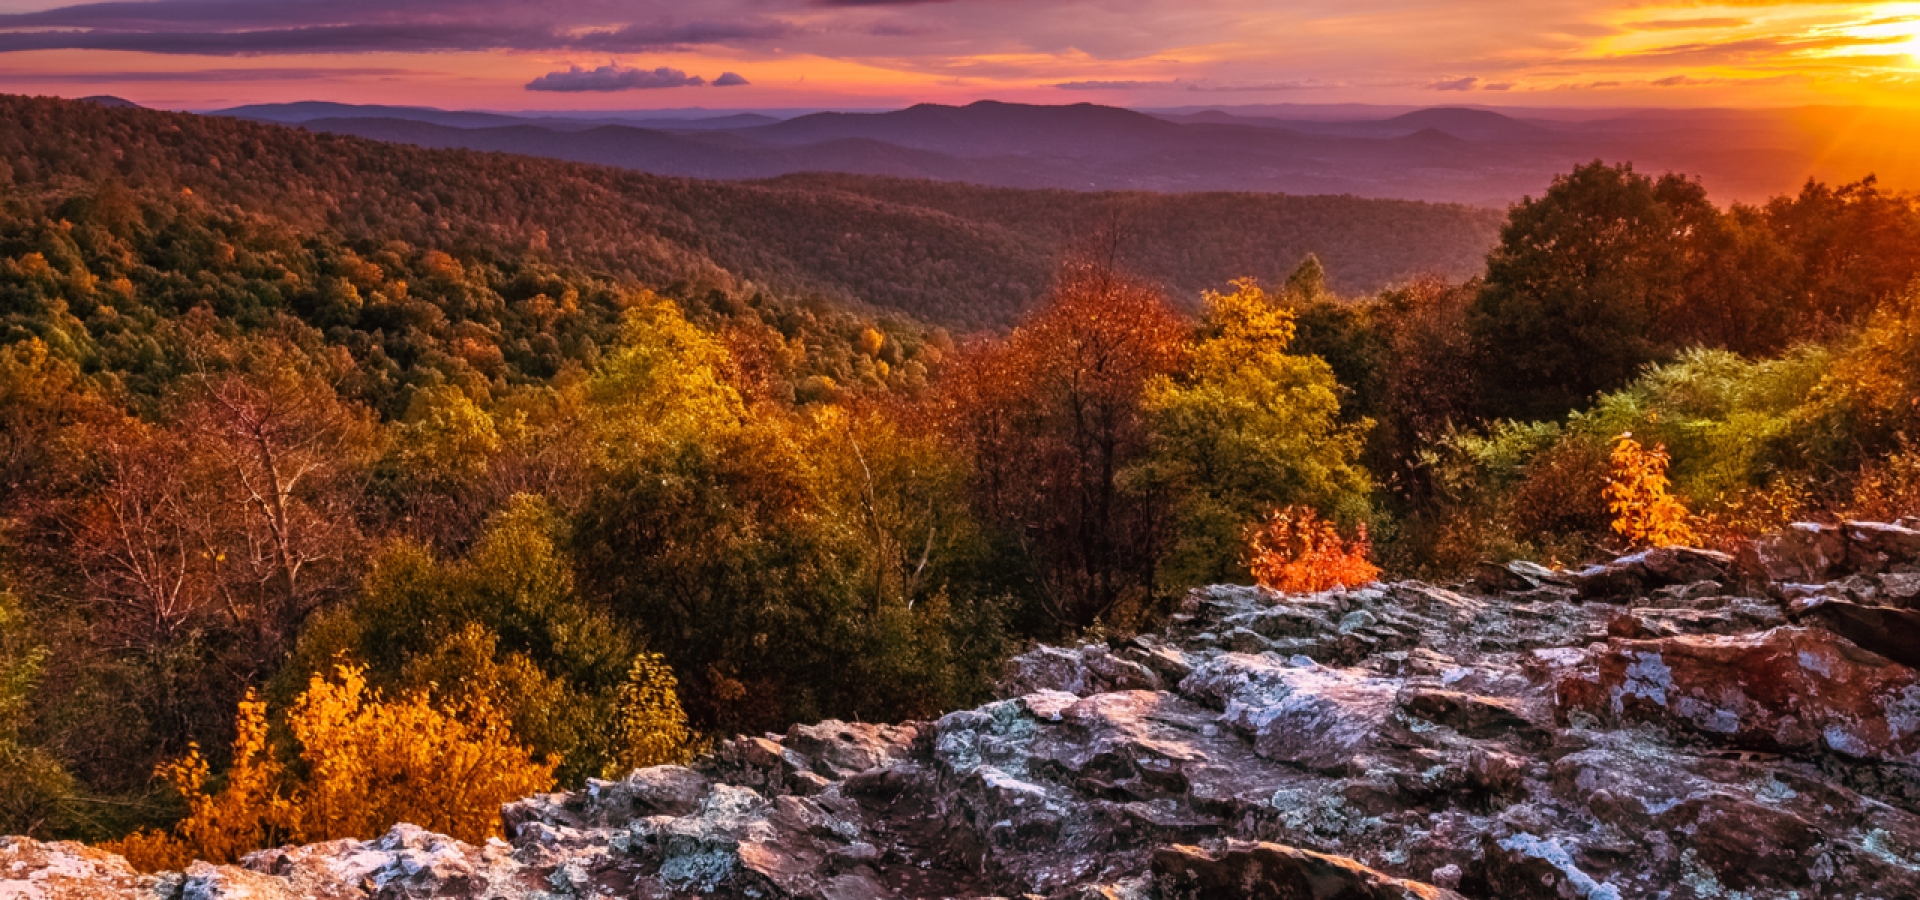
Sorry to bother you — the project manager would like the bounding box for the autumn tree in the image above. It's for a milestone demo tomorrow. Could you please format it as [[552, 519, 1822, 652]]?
[[941, 263, 1186, 629], [179, 339, 380, 662], [574, 302, 1004, 732], [285, 495, 639, 783], [1247, 506, 1380, 594], [602, 654, 696, 777], [1139, 279, 1372, 587]]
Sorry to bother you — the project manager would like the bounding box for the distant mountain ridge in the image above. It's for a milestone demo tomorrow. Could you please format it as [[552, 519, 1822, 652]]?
[[215, 98, 1920, 205]]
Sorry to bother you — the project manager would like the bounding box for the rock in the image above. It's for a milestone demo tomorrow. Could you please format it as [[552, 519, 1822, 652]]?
[[998, 644, 1162, 699], [1397, 686, 1541, 742], [1794, 597, 1920, 670], [1183, 654, 1401, 772], [1548, 626, 1920, 762], [1152, 841, 1463, 899], [1884, 572, 1920, 607], [1847, 520, 1920, 570], [782, 721, 920, 779], [1746, 522, 1850, 583], [0, 838, 157, 899], [1474, 560, 1570, 594], [1477, 833, 1622, 900], [1569, 547, 1733, 600], [24, 526, 1920, 900]]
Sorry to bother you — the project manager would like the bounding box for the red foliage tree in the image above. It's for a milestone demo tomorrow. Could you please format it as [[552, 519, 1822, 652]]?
[[939, 264, 1187, 629]]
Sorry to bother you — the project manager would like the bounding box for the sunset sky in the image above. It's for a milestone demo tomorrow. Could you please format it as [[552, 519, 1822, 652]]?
[[2, 0, 1920, 111]]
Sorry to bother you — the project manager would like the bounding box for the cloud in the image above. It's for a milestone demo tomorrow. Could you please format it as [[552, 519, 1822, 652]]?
[[525, 64, 707, 92], [0, 5, 792, 55], [1627, 18, 1749, 32], [712, 71, 749, 86], [1426, 76, 1480, 91], [0, 66, 409, 82], [1052, 79, 1178, 90]]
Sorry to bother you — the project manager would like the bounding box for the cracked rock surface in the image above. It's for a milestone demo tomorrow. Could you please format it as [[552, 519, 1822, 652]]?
[[9, 521, 1920, 899]]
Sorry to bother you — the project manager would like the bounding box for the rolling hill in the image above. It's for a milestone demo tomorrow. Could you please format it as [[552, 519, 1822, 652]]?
[[1, 94, 1505, 328]]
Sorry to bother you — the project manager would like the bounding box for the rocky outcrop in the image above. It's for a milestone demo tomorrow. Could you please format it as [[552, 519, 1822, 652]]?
[[11, 523, 1920, 899]]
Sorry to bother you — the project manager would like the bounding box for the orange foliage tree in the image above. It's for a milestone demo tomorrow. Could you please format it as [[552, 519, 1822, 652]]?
[[1604, 433, 1699, 548], [1246, 506, 1381, 594], [103, 664, 555, 871], [938, 263, 1188, 628]]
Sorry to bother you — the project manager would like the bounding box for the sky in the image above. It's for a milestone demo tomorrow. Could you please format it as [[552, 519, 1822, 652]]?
[[2, 0, 1920, 111]]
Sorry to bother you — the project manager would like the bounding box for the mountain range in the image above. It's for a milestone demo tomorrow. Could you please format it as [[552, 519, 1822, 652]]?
[[203, 99, 1920, 206], [16, 94, 1506, 328]]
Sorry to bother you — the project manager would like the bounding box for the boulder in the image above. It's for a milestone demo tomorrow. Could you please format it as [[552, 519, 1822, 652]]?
[[1568, 547, 1732, 600], [1793, 597, 1920, 670], [1548, 626, 1920, 762], [1477, 833, 1622, 900], [1182, 654, 1402, 772], [1846, 520, 1920, 569], [781, 720, 920, 779], [0, 838, 157, 900]]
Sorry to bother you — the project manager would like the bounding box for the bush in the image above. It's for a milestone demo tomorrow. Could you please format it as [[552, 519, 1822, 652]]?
[[1605, 434, 1698, 549], [1246, 506, 1380, 594], [102, 665, 556, 871]]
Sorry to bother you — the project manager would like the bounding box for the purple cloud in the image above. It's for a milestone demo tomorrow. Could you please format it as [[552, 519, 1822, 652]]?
[[525, 64, 707, 92], [712, 71, 750, 86], [0, 2, 793, 55]]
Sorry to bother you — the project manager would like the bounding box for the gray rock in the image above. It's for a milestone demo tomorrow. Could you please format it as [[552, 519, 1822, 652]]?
[[20, 523, 1920, 900]]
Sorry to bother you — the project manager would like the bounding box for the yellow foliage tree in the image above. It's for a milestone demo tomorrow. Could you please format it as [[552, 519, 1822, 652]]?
[[1605, 433, 1699, 548], [285, 664, 556, 843], [1246, 505, 1381, 594], [101, 691, 289, 871], [101, 665, 555, 871], [601, 653, 697, 778]]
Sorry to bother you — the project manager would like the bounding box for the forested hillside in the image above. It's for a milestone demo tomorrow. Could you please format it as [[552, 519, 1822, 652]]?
[[0, 95, 1504, 328], [3, 94, 1920, 875]]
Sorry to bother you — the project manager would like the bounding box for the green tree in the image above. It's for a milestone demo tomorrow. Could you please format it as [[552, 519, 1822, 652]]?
[[1469, 161, 1719, 421], [284, 495, 639, 783]]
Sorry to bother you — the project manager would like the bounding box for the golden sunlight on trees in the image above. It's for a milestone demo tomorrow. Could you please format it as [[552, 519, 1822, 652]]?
[[102, 665, 555, 871], [1605, 433, 1698, 548], [1246, 506, 1380, 594]]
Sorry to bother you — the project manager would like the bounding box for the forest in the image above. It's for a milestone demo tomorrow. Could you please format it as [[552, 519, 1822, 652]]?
[[1, 94, 1919, 868]]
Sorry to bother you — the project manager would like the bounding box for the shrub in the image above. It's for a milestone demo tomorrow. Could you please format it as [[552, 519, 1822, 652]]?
[[100, 664, 556, 871], [1246, 506, 1380, 593], [1605, 433, 1698, 548], [601, 654, 697, 778]]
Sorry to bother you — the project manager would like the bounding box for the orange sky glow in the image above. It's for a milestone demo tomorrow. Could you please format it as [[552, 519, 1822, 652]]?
[[1, 1, 1919, 110]]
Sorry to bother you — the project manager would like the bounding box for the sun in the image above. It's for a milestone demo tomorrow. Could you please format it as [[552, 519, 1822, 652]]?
[[1844, 4, 1920, 63]]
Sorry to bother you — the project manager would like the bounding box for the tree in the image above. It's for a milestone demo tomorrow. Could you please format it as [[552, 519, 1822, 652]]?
[[602, 654, 695, 777], [940, 263, 1187, 629], [180, 340, 380, 662], [0, 591, 77, 837], [1469, 162, 1719, 421], [1140, 280, 1372, 587], [284, 495, 639, 783], [1246, 506, 1380, 594]]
